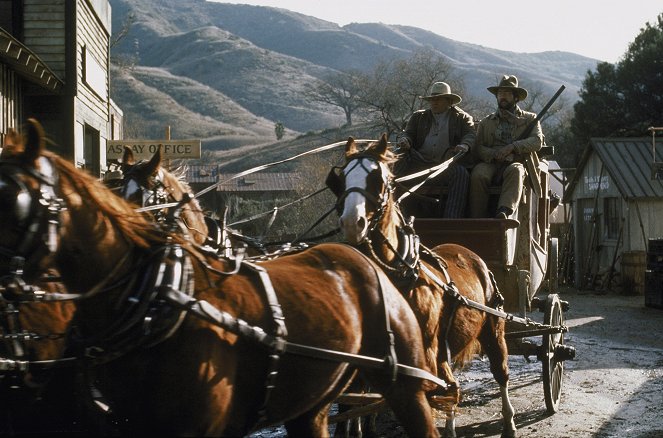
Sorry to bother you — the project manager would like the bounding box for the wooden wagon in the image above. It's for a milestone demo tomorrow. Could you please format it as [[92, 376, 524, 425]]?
[[412, 147, 575, 413]]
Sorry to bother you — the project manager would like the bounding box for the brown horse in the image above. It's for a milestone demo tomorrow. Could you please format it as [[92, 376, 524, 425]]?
[[0, 119, 440, 436], [329, 135, 516, 437]]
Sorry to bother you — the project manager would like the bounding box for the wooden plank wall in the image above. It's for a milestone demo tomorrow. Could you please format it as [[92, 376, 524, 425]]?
[[22, 0, 66, 79], [76, 0, 109, 131], [0, 64, 21, 142]]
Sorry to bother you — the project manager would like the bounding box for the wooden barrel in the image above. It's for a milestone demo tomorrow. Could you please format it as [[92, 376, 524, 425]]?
[[621, 251, 646, 295]]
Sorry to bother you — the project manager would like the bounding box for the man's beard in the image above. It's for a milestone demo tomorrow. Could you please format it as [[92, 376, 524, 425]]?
[[498, 99, 515, 111]]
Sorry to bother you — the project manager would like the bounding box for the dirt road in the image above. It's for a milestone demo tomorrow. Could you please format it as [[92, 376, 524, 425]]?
[[366, 286, 663, 438], [442, 286, 663, 438], [251, 286, 663, 438]]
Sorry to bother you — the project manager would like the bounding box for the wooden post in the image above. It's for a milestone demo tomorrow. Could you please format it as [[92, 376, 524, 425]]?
[[164, 125, 171, 169]]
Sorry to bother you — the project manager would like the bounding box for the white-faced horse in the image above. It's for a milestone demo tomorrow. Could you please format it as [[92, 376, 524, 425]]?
[[328, 135, 516, 437]]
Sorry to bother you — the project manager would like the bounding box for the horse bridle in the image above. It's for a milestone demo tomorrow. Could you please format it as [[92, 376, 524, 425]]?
[[120, 165, 171, 222], [0, 156, 63, 293], [327, 155, 392, 226], [0, 156, 77, 376], [328, 155, 421, 284], [0, 158, 193, 380]]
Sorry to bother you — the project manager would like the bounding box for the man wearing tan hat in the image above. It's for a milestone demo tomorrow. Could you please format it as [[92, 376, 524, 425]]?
[[469, 75, 544, 218], [395, 81, 475, 218]]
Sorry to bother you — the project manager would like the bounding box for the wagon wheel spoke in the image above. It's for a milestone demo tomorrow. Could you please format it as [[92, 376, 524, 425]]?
[[542, 293, 565, 413]]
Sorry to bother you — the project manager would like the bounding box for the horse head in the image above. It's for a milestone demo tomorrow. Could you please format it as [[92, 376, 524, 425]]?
[[118, 146, 209, 245], [120, 145, 169, 211], [334, 134, 399, 246], [0, 119, 61, 280]]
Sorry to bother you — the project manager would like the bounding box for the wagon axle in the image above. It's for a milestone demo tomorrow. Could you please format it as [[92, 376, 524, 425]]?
[[531, 296, 570, 312], [537, 343, 576, 362]]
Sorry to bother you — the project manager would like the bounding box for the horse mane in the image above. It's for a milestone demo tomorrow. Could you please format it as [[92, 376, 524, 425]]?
[[46, 151, 164, 248], [349, 138, 399, 174]]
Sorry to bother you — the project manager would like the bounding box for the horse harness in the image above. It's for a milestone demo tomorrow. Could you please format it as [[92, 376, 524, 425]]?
[[330, 153, 563, 365], [0, 155, 451, 430], [120, 164, 171, 222], [327, 155, 421, 289]]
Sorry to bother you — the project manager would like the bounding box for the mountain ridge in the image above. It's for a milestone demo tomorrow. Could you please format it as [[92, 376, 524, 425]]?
[[109, 0, 599, 158]]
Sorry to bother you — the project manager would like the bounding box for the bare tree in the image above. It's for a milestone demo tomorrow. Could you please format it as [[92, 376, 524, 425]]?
[[356, 48, 463, 137], [304, 71, 363, 126], [520, 81, 569, 125], [110, 12, 136, 48]]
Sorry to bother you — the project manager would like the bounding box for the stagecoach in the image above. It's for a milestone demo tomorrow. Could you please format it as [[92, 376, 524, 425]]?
[[409, 144, 575, 413]]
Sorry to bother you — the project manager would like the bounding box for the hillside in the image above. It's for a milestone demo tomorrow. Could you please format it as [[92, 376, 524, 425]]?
[[109, 0, 600, 160]]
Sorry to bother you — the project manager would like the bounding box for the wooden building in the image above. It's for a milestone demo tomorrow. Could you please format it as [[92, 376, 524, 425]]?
[[186, 165, 304, 214], [564, 137, 663, 291], [0, 0, 120, 176]]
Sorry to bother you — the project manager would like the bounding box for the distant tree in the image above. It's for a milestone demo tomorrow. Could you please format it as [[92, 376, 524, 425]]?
[[275, 122, 285, 140], [571, 13, 663, 146], [110, 12, 135, 48], [356, 48, 464, 137], [304, 71, 363, 126], [110, 12, 138, 69], [545, 108, 579, 168], [520, 82, 569, 124]]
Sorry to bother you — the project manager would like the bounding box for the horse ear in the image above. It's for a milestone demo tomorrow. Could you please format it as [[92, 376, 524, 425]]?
[[145, 145, 163, 176], [375, 133, 389, 155], [345, 136, 357, 158], [122, 146, 135, 164], [22, 118, 46, 166]]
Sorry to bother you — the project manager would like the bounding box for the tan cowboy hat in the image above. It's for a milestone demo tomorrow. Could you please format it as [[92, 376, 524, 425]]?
[[420, 82, 462, 105], [487, 75, 528, 100]]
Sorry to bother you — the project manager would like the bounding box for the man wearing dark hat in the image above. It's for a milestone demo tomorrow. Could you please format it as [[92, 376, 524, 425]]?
[[469, 75, 544, 218], [395, 81, 475, 218]]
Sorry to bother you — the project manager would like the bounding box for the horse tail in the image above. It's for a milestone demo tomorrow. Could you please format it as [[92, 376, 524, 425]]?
[[452, 264, 501, 370], [487, 270, 505, 310]]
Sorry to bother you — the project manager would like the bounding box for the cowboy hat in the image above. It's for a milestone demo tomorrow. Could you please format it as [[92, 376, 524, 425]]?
[[487, 75, 528, 100], [420, 82, 462, 105]]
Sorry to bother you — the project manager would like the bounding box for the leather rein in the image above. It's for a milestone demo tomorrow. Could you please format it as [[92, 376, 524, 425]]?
[[335, 155, 561, 332]]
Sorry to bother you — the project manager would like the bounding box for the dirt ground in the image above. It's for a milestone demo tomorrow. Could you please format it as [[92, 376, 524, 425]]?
[[251, 286, 663, 438], [436, 286, 663, 438]]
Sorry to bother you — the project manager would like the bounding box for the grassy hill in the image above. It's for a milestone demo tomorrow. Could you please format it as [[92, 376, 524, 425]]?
[[109, 0, 599, 163]]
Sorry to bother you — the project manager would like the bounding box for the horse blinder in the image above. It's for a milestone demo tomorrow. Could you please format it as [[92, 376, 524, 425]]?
[[325, 167, 345, 198]]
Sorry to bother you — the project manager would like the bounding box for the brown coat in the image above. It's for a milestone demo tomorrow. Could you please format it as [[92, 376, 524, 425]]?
[[473, 106, 543, 163]]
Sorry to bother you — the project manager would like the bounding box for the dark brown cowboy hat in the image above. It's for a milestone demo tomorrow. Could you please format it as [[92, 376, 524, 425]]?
[[487, 75, 528, 100], [420, 81, 462, 105]]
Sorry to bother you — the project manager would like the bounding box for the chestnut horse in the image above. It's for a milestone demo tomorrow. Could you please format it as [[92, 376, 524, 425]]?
[[0, 119, 440, 436], [328, 135, 516, 437]]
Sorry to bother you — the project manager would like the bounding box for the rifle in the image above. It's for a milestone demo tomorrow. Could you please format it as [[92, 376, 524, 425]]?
[[519, 85, 566, 140], [516, 85, 566, 197]]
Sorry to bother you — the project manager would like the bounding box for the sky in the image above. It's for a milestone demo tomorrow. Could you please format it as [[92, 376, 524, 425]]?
[[216, 0, 662, 63]]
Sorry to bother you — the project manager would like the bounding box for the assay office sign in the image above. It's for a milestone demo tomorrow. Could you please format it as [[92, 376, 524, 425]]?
[[106, 140, 202, 160]]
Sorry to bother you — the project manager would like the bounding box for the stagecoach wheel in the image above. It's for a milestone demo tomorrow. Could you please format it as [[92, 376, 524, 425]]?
[[548, 237, 559, 294], [542, 293, 564, 413]]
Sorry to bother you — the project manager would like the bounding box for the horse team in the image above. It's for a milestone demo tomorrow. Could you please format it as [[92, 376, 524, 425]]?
[[0, 120, 517, 437]]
